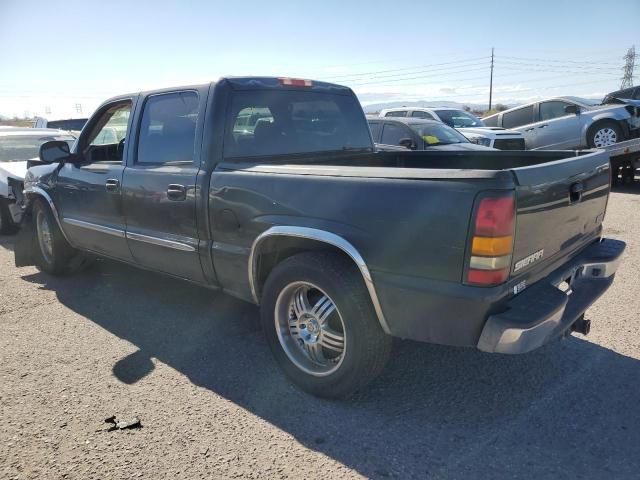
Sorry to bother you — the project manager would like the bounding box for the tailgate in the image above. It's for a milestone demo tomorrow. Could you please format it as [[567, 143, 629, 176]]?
[[510, 150, 610, 277]]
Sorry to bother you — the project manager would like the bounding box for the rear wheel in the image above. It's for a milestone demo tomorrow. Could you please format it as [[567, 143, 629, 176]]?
[[33, 199, 82, 275], [587, 121, 623, 148], [260, 251, 391, 398]]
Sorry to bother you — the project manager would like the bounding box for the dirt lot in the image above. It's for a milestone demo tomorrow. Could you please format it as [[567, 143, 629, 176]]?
[[1, 186, 639, 479]]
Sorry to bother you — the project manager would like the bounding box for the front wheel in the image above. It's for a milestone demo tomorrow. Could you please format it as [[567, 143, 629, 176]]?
[[588, 121, 623, 148], [260, 251, 392, 398], [33, 199, 82, 275]]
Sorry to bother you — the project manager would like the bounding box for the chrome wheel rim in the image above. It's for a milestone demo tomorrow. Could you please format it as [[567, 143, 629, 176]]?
[[274, 282, 346, 377], [593, 127, 618, 147], [36, 210, 54, 264]]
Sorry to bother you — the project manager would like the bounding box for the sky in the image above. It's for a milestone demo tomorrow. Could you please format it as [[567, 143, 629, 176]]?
[[1, 0, 638, 118]]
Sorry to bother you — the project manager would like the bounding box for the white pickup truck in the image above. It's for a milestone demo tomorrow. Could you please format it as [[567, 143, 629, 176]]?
[[379, 107, 525, 150]]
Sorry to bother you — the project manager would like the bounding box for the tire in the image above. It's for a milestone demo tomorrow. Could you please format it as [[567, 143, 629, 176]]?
[[0, 199, 17, 235], [32, 199, 81, 275], [587, 121, 624, 148], [260, 251, 392, 398]]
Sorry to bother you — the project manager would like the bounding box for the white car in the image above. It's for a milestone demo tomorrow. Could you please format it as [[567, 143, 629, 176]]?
[[379, 107, 526, 150], [33, 117, 88, 136], [0, 127, 75, 233]]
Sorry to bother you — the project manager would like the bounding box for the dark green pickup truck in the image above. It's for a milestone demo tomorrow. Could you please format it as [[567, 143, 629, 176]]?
[[15, 77, 625, 397]]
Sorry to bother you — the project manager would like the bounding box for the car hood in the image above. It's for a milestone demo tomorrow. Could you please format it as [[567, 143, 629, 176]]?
[[457, 127, 523, 138], [584, 103, 631, 114], [0, 161, 28, 181]]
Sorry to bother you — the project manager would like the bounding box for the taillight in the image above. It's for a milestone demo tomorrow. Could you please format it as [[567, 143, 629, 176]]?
[[278, 77, 313, 87], [466, 193, 515, 286]]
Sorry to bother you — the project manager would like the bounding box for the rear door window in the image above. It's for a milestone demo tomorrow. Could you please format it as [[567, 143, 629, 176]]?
[[502, 105, 535, 129], [223, 90, 372, 158]]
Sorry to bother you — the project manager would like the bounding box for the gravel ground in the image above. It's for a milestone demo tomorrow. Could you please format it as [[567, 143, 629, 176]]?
[[1, 185, 639, 480]]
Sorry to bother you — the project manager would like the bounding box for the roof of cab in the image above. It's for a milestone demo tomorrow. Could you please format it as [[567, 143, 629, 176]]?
[[221, 76, 352, 93], [101, 77, 353, 106]]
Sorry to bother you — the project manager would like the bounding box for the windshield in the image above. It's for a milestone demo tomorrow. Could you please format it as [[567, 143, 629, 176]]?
[[436, 110, 485, 128], [409, 123, 469, 145], [0, 135, 75, 162]]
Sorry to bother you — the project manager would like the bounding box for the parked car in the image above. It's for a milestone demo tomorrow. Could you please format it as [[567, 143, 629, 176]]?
[[602, 85, 640, 104], [15, 77, 625, 398], [379, 107, 525, 150], [33, 117, 88, 136], [483, 96, 640, 150], [0, 127, 75, 233], [367, 117, 496, 151]]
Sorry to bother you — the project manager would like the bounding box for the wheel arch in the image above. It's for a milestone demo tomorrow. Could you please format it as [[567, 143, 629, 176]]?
[[583, 117, 629, 145], [24, 186, 73, 245], [249, 226, 391, 334]]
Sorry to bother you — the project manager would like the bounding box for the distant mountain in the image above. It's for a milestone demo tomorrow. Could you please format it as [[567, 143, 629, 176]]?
[[359, 99, 496, 113]]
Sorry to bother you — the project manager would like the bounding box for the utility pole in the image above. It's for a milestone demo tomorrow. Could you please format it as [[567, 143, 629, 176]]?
[[488, 47, 494, 111], [621, 45, 636, 89]]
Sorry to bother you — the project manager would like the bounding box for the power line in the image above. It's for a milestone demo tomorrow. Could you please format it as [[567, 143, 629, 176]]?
[[499, 55, 621, 67], [497, 60, 619, 72], [347, 66, 490, 87], [323, 56, 490, 80]]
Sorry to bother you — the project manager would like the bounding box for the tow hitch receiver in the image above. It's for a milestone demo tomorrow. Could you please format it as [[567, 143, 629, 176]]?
[[571, 315, 591, 336]]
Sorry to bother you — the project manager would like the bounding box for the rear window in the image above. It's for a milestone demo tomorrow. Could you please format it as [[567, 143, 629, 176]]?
[[435, 110, 484, 128], [384, 111, 408, 117], [224, 90, 372, 158]]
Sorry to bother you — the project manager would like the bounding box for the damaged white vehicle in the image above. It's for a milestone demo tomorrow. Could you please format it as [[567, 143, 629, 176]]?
[[0, 128, 75, 233]]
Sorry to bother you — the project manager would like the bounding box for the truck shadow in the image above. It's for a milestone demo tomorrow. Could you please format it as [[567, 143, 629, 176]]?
[[20, 259, 640, 479]]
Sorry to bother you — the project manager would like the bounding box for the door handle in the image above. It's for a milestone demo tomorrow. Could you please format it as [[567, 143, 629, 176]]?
[[167, 184, 187, 201], [538, 124, 549, 129], [524, 128, 535, 132], [570, 182, 584, 203], [105, 178, 120, 192]]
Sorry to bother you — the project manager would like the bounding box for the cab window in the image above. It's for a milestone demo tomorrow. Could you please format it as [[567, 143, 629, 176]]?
[[83, 101, 132, 162], [136, 91, 199, 164]]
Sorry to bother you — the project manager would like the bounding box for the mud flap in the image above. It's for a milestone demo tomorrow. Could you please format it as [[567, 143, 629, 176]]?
[[14, 210, 37, 267]]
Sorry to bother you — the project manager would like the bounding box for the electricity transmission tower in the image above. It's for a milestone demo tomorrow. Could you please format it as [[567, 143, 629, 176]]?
[[621, 46, 636, 89]]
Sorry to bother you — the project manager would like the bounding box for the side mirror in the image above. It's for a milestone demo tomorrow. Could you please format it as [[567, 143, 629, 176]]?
[[564, 104, 580, 115], [39, 140, 71, 164], [399, 138, 416, 150]]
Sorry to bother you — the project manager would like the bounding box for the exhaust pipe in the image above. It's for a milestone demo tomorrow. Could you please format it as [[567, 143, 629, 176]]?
[[571, 315, 591, 336]]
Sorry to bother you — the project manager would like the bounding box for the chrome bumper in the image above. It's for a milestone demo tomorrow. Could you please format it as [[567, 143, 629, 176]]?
[[477, 238, 625, 354]]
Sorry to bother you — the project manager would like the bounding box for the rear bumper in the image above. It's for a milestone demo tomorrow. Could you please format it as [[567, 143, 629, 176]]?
[[477, 238, 625, 354]]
